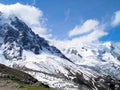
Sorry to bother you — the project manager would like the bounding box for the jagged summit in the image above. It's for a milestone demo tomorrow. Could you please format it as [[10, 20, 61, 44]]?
[[0, 12, 68, 60]]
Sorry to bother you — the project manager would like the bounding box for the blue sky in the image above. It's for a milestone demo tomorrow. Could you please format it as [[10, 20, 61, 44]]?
[[0, 0, 120, 42]]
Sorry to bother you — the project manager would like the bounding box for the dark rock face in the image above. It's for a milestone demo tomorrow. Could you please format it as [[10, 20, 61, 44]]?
[[0, 64, 50, 89], [0, 64, 38, 84], [73, 73, 120, 90], [0, 14, 68, 60]]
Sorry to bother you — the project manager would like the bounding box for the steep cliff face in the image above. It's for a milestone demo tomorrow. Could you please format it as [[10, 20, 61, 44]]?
[[0, 12, 68, 61]]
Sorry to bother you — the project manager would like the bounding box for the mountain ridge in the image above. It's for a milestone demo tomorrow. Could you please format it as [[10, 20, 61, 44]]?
[[60, 41, 120, 80], [0, 12, 69, 61], [0, 11, 120, 90]]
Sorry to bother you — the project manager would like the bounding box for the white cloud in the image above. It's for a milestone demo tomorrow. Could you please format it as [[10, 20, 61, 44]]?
[[52, 28, 107, 49], [45, 10, 119, 49], [52, 20, 107, 49], [0, 3, 50, 38], [111, 10, 120, 27], [69, 19, 99, 37], [66, 19, 107, 46], [70, 29, 107, 44]]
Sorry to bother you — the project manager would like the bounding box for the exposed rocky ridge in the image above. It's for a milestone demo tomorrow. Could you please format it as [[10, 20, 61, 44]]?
[[0, 63, 50, 89], [0, 63, 37, 84], [12, 62, 120, 90], [73, 73, 120, 90], [0, 12, 69, 61], [1, 63, 120, 90]]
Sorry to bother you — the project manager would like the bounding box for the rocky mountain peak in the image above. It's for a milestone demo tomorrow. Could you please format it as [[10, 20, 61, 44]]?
[[0, 12, 68, 61]]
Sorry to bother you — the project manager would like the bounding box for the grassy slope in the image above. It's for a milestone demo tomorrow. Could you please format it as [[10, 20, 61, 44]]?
[[19, 83, 51, 90], [0, 78, 51, 90]]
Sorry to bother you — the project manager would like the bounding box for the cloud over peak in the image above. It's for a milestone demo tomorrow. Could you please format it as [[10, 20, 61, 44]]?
[[0, 3, 50, 38], [69, 19, 99, 37], [67, 19, 107, 44]]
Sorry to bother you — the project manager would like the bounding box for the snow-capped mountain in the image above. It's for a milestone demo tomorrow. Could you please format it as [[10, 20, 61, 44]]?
[[60, 42, 120, 79], [0, 11, 120, 90], [0, 12, 68, 60]]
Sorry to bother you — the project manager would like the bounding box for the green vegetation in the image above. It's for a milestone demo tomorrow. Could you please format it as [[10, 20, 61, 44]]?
[[0, 64, 52, 90], [19, 83, 51, 90]]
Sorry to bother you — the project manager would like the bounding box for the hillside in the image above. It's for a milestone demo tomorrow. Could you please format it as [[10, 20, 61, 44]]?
[[0, 64, 50, 90]]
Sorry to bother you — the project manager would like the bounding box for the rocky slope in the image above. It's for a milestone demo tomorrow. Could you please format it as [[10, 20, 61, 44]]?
[[60, 42, 120, 80], [0, 63, 50, 90], [0, 11, 69, 61], [0, 63, 38, 84]]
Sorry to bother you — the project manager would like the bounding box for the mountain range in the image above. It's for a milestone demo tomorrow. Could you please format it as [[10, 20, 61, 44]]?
[[0, 11, 120, 90]]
